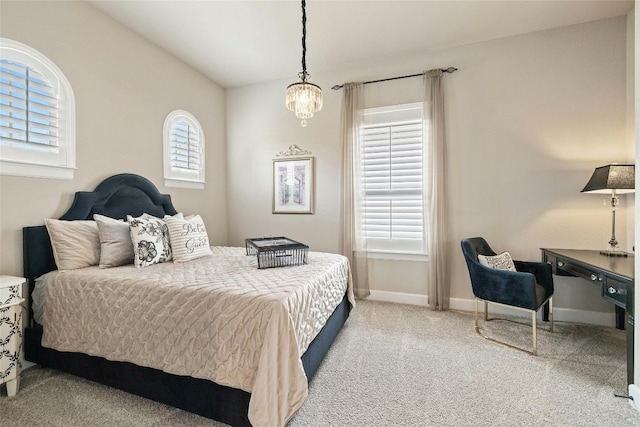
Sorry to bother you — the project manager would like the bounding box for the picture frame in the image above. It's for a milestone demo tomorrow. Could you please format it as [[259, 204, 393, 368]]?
[[272, 156, 314, 214]]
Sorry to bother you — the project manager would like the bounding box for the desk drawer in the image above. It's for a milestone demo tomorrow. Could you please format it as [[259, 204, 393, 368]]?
[[603, 277, 628, 308], [555, 258, 602, 283]]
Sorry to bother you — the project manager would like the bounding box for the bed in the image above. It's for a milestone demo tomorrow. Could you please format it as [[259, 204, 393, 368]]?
[[22, 173, 353, 427]]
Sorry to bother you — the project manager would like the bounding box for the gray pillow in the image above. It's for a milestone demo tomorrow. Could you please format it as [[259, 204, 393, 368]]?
[[93, 214, 134, 268]]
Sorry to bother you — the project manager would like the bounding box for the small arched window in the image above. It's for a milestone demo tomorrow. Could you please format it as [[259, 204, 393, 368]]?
[[163, 110, 205, 189], [0, 38, 76, 179]]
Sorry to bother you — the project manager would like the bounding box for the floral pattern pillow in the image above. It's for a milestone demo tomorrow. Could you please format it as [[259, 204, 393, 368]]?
[[127, 214, 173, 268]]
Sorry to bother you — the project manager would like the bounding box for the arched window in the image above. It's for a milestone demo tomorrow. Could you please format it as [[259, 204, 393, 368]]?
[[163, 110, 205, 189], [0, 38, 76, 179]]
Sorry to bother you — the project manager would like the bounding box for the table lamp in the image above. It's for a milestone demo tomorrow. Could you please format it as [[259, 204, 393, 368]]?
[[581, 164, 635, 256]]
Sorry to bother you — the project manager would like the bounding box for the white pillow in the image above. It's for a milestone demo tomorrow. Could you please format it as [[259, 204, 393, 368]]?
[[128, 214, 172, 268], [165, 214, 213, 262], [478, 251, 517, 272], [44, 219, 100, 271], [93, 214, 134, 268]]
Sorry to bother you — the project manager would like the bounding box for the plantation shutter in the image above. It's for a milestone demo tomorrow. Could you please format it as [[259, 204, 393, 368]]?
[[0, 59, 61, 149], [163, 110, 204, 189], [360, 103, 425, 251], [169, 121, 201, 171]]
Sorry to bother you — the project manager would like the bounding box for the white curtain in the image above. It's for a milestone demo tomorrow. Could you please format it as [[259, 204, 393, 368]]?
[[340, 83, 370, 299], [424, 69, 450, 310]]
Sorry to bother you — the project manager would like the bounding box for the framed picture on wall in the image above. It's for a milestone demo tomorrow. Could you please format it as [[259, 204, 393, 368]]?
[[272, 157, 314, 214]]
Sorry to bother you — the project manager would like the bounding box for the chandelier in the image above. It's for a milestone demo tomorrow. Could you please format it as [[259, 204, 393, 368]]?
[[285, 0, 323, 127]]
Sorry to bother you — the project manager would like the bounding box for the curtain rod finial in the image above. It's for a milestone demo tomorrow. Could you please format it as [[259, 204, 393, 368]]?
[[331, 84, 343, 90]]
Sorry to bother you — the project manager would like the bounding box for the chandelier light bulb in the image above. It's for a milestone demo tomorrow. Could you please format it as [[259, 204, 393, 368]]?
[[299, 90, 309, 104]]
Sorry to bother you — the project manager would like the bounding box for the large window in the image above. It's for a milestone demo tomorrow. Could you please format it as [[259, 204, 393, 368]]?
[[0, 38, 76, 179], [163, 110, 205, 189], [357, 102, 427, 256]]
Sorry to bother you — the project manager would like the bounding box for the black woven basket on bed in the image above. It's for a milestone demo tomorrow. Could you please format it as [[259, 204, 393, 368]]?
[[245, 237, 308, 269]]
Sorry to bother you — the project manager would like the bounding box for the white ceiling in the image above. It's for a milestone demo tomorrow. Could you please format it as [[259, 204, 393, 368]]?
[[88, 0, 634, 88]]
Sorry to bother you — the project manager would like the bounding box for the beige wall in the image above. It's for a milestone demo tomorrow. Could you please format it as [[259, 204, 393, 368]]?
[[227, 17, 631, 323], [0, 1, 228, 277]]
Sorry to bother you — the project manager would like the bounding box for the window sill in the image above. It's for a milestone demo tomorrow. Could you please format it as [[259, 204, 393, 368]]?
[[358, 250, 428, 262], [164, 178, 205, 190], [0, 161, 75, 180]]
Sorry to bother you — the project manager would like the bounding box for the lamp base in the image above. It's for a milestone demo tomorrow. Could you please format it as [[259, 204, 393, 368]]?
[[599, 250, 629, 257]]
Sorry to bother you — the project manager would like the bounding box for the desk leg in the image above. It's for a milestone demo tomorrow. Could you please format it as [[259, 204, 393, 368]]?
[[615, 306, 625, 330], [627, 313, 634, 385], [542, 301, 550, 322]]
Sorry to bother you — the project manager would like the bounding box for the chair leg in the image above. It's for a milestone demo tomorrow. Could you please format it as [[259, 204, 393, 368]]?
[[473, 298, 549, 356], [532, 310, 537, 356], [549, 297, 553, 333], [474, 298, 479, 331]]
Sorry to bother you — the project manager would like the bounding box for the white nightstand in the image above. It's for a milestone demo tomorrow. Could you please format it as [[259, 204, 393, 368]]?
[[0, 275, 25, 397]]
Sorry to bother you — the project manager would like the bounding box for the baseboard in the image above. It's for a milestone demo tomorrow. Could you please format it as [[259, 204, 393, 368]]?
[[449, 297, 617, 327], [629, 384, 640, 413], [22, 360, 36, 370], [366, 290, 429, 307], [364, 291, 617, 327]]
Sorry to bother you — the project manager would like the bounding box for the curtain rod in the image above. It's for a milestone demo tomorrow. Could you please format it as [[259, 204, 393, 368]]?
[[331, 67, 457, 90]]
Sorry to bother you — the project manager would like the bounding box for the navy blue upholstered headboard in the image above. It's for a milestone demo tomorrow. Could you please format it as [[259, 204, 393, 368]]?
[[23, 174, 178, 317]]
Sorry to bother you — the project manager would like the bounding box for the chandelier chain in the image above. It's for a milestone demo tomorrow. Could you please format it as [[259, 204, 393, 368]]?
[[300, 0, 307, 81]]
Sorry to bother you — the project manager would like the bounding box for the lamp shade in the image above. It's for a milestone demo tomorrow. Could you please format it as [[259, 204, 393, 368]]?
[[581, 164, 635, 194]]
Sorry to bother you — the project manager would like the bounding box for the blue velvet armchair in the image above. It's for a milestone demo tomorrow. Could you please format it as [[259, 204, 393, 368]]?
[[461, 237, 554, 355]]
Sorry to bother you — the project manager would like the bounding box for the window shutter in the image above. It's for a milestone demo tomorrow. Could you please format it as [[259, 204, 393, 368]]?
[[0, 59, 61, 149], [170, 121, 201, 171], [0, 38, 76, 179], [163, 110, 205, 189], [359, 103, 425, 253]]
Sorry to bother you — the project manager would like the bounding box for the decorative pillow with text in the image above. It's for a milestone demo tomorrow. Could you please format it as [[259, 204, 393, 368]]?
[[165, 214, 213, 262]]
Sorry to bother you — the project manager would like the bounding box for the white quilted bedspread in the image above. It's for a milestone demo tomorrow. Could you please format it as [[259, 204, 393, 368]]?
[[35, 246, 354, 427]]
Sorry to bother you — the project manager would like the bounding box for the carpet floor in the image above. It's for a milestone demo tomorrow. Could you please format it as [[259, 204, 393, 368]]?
[[1, 299, 638, 426]]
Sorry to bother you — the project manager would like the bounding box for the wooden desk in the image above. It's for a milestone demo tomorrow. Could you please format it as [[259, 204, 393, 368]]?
[[541, 248, 634, 384]]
